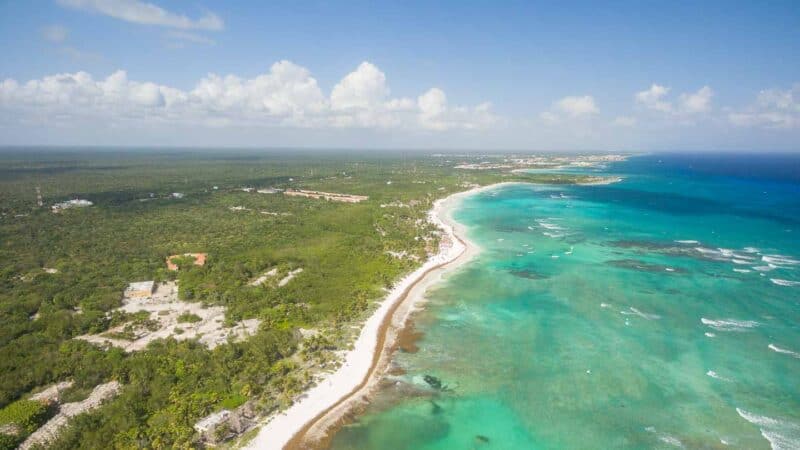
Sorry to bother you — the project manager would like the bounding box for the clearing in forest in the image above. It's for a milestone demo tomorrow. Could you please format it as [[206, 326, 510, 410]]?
[[75, 281, 260, 351]]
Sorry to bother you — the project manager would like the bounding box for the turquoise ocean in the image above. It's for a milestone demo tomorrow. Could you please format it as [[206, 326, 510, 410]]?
[[329, 154, 800, 450]]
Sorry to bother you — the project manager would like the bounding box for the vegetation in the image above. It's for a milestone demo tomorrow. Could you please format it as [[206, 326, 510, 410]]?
[[0, 148, 597, 448], [0, 399, 53, 449], [176, 313, 202, 324]]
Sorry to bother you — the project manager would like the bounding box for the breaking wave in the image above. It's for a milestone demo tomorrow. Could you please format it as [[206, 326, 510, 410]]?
[[762, 255, 800, 266], [769, 344, 800, 359], [706, 370, 731, 381], [536, 220, 564, 231], [621, 307, 661, 320], [701, 318, 759, 332], [770, 279, 800, 287], [736, 408, 800, 450], [644, 426, 684, 448]]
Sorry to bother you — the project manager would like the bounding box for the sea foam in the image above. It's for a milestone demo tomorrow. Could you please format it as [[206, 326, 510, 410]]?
[[537, 221, 564, 231], [694, 247, 734, 262], [736, 408, 800, 450], [768, 344, 800, 359], [621, 307, 660, 320], [762, 255, 800, 266], [706, 370, 731, 381], [701, 318, 759, 332], [770, 279, 800, 287], [644, 426, 684, 448]]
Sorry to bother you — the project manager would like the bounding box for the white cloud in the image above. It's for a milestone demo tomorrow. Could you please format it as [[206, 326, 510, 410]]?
[[635, 84, 672, 112], [612, 116, 637, 127], [418, 88, 447, 122], [0, 61, 496, 132], [416, 88, 496, 131], [757, 85, 798, 110], [538, 111, 560, 124], [555, 95, 599, 117], [680, 86, 713, 113], [331, 62, 389, 110], [636, 83, 713, 115], [42, 25, 69, 43], [538, 95, 598, 124], [57, 0, 224, 31], [729, 83, 800, 129], [189, 61, 328, 119]]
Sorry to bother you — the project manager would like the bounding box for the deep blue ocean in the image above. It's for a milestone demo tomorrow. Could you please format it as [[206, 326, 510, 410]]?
[[330, 153, 800, 450]]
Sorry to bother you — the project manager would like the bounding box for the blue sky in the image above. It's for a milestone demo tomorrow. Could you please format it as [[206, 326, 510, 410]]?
[[1, 0, 798, 150]]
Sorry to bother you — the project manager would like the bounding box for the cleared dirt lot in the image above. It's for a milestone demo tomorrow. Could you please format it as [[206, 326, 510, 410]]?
[[76, 282, 260, 351]]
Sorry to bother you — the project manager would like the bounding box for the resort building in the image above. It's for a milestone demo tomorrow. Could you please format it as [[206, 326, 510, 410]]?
[[194, 410, 231, 437], [51, 199, 93, 212], [194, 403, 256, 445], [124, 281, 155, 299], [283, 189, 368, 203]]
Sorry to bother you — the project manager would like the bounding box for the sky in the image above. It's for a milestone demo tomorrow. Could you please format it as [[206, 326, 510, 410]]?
[[0, 0, 798, 151]]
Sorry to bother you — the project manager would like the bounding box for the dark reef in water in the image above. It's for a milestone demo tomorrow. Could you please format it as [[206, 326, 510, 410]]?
[[608, 240, 695, 257], [609, 239, 676, 250], [423, 375, 446, 390], [606, 259, 687, 274], [508, 269, 547, 280], [492, 224, 537, 233]]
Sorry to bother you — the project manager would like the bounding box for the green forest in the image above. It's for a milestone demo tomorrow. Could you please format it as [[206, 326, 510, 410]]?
[[0, 149, 598, 449]]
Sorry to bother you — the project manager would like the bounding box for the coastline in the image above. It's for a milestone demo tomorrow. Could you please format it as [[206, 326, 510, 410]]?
[[244, 182, 516, 450], [576, 176, 623, 185]]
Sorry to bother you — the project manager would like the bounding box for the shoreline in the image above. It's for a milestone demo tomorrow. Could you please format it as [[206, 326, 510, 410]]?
[[244, 182, 516, 450], [576, 176, 623, 185]]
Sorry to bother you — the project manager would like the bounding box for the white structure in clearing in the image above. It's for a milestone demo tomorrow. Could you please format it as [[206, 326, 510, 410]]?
[[124, 281, 155, 299], [51, 199, 92, 212], [194, 410, 231, 434], [283, 189, 368, 203]]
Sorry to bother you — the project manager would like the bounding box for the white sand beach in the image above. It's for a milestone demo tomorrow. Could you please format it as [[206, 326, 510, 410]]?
[[244, 183, 515, 450]]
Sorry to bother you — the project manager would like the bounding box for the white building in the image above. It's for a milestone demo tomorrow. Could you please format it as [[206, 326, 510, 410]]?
[[124, 281, 155, 299], [51, 199, 93, 212]]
